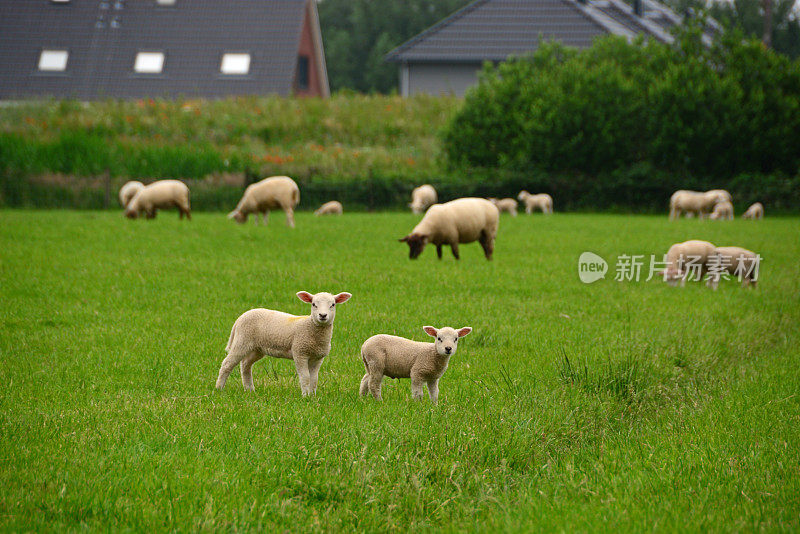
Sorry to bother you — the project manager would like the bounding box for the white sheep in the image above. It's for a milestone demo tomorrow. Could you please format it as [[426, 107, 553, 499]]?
[[669, 190, 728, 219], [517, 191, 553, 214], [228, 176, 300, 228], [216, 291, 352, 396], [409, 184, 438, 214], [709, 201, 734, 220], [660, 239, 716, 286], [118, 180, 144, 208], [314, 200, 343, 216], [705, 246, 760, 289], [488, 197, 518, 216], [125, 179, 191, 220], [359, 325, 472, 402], [400, 197, 499, 260], [742, 202, 764, 220]]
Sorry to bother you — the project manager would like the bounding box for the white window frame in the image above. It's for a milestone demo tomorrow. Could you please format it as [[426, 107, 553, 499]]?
[[156, 0, 176, 4], [38, 50, 69, 72], [220, 53, 251, 75], [133, 51, 165, 74]]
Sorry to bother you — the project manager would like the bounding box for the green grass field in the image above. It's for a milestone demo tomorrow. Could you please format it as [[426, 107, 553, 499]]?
[[1, 210, 798, 531]]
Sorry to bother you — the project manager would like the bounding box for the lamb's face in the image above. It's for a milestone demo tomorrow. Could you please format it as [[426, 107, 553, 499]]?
[[228, 210, 247, 224], [297, 291, 352, 326], [517, 191, 529, 201], [662, 267, 683, 286], [125, 208, 139, 219], [423, 326, 472, 356], [400, 233, 427, 259]]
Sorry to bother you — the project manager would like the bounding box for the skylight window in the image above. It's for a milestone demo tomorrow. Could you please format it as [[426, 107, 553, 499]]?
[[38, 50, 69, 71], [134, 52, 165, 73], [220, 53, 250, 75]]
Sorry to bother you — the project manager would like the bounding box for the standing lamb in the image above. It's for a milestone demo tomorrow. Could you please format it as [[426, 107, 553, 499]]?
[[709, 201, 734, 220], [705, 246, 760, 289], [660, 239, 716, 286], [400, 198, 499, 260], [742, 202, 764, 220], [360, 325, 472, 402], [669, 190, 728, 219], [517, 191, 553, 214], [314, 200, 343, 216], [125, 180, 191, 220], [409, 184, 438, 214], [228, 176, 300, 228], [488, 197, 518, 216], [118, 180, 144, 209], [216, 291, 352, 396]]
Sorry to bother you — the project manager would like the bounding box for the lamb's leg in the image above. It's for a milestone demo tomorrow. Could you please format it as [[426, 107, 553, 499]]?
[[436, 244, 443, 260], [479, 232, 494, 260], [450, 242, 460, 260], [359, 373, 370, 396], [410, 374, 425, 400], [526, 204, 532, 215], [293, 355, 312, 396], [285, 207, 295, 228], [216, 352, 244, 390], [368, 367, 384, 400], [307, 357, 324, 395], [427, 379, 440, 404], [240, 351, 262, 391]]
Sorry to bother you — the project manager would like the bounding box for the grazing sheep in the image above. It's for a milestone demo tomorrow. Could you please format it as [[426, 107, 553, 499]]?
[[409, 184, 438, 214], [125, 180, 191, 220], [314, 201, 343, 216], [669, 190, 728, 219], [705, 246, 760, 289], [216, 291, 352, 396], [742, 202, 764, 220], [709, 201, 734, 220], [118, 180, 144, 208], [359, 325, 472, 402], [661, 240, 716, 286], [517, 191, 553, 214], [228, 176, 300, 228], [488, 197, 518, 216], [400, 198, 499, 260]]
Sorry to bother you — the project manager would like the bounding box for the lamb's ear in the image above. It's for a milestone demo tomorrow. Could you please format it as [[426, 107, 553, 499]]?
[[296, 291, 314, 303], [334, 292, 352, 304], [399, 235, 409, 242], [457, 327, 473, 338], [423, 326, 438, 337]]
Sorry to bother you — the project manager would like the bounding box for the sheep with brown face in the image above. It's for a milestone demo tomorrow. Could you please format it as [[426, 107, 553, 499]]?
[[400, 198, 499, 260]]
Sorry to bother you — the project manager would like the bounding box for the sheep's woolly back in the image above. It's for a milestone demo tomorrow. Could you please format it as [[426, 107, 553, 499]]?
[[411, 198, 499, 245], [235, 176, 300, 214], [361, 334, 441, 379], [410, 185, 437, 213], [226, 308, 333, 360], [126, 180, 190, 213], [743, 203, 764, 219], [314, 201, 343, 216], [665, 240, 716, 270], [709, 246, 759, 275]]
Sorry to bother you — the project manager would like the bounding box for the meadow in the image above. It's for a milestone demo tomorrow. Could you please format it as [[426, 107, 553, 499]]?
[[1, 209, 799, 531]]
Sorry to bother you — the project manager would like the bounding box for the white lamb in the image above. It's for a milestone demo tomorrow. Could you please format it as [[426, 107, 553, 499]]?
[[669, 190, 728, 219], [742, 202, 764, 220], [314, 200, 343, 216], [705, 246, 760, 289], [400, 197, 499, 260], [359, 325, 472, 402], [517, 191, 553, 214], [488, 197, 518, 216], [661, 239, 716, 286], [709, 201, 734, 220], [125, 179, 191, 220], [216, 291, 352, 396], [409, 184, 438, 214], [228, 176, 300, 228], [118, 180, 144, 208]]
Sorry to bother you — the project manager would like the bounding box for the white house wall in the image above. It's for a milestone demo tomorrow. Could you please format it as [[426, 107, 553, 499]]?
[[405, 62, 484, 97]]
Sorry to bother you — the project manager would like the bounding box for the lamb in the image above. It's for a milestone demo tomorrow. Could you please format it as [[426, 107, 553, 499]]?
[[517, 191, 553, 214], [669, 190, 728, 219], [118, 180, 144, 208], [400, 197, 499, 260], [409, 184, 438, 214], [216, 291, 352, 396], [359, 325, 472, 402], [709, 201, 734, 220], [488, 197, 518, 216], [314, 200, 343, 216], [661, 239, 716, 286], [228, 176, 300, 228], [742, 202, 764, 220], [705, 246, 760, 289], [125, 179, 191, 220]]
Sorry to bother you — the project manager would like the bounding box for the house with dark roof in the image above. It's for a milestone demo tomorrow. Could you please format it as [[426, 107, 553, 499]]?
[[0, 0, 329, 100], [385, 0, 719, 97]]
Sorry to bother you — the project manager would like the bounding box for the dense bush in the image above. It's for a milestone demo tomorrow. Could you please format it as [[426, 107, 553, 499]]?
[[442, 31, 800, 179]]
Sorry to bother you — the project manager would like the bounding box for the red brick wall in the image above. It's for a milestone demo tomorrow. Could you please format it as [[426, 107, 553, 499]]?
[[294, 1, 323, 97]]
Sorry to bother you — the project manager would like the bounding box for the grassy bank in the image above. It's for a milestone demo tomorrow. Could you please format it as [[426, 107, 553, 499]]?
[[1, 210, 798, 530]]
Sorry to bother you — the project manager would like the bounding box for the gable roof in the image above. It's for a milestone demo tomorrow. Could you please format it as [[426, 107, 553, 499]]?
[[385, 0, 719, 63]]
